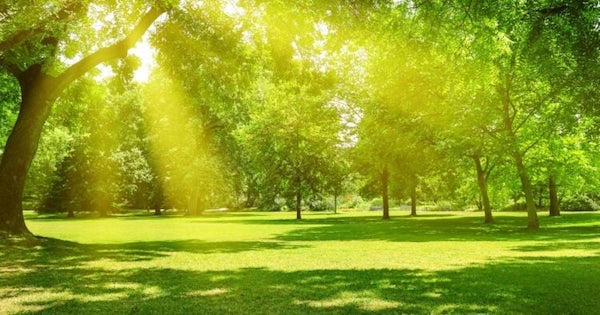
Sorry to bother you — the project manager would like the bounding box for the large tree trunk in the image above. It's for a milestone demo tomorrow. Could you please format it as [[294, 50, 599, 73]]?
[[382, 166, 390, 220], [549, 175, 560, 216], [0, 79, 54, 234], [473, 155, 494, 224], [0, 7, 164, 235]]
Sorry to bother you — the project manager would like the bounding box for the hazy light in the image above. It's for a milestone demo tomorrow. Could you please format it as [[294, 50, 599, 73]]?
[[224, 0, 245, 16], [131, 36, 156, 83]]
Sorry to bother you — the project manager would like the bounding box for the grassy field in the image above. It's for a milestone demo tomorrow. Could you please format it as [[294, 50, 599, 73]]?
[[1, 210, 599, 314]]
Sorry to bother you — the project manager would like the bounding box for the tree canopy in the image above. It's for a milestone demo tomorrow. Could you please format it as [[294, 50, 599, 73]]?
[[1, 0, 599, 234]]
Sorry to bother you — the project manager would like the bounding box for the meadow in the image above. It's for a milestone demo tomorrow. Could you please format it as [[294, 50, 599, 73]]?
[[1, 210, 599, 314]]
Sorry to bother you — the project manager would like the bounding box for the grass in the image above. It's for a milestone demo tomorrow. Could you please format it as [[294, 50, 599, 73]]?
[[1, 210, 599, 314]]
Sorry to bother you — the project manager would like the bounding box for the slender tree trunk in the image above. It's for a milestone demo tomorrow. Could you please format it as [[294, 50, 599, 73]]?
[[500, 74, 539, 229], [295, 191, 302, 220], [0, 79, 53, 235], [513, 151, 539, 229], [188, 188, 199, 216], [334, 194, 338, 214], [410, 183, 417, 216], [382, 166, 390, 220], [473, 155, 494, 224], [549, 175, 560, 216]]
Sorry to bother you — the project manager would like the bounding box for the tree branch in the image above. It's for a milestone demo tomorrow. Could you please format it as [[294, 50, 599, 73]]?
[[0, 57, 22, 77], [0, 1, 84, 54], [53, 6, 165, 98]]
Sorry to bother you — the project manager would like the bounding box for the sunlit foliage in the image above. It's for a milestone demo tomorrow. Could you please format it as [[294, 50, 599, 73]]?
[[0, 0, 599, 230]]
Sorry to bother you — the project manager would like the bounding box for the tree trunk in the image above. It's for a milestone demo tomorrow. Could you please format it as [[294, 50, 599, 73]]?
[[513, 151, 539, 229], [188, 188, 200, 216], [0, 80, 54, 235], [549, 175, 560, 216], [382, 166, 390, 220], [295, 191, 302, 220], [410, 183, 417, 216], [473, 155, 494, 224], [0, 7, 164, 235], [537, 186, 544, 208], [500, 74, 539, 229], [333, 194, 338, 214]]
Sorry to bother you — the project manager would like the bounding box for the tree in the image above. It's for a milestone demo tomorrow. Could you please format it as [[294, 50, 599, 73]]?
[[418, 0, 600, 228], [237, 78, 341, 219], [0, 2, 166, 234], [475, 0, 599, 228]]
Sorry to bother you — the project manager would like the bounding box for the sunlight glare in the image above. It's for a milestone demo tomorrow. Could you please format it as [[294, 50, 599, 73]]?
[[141, 69, 222, 212], [130, 37, 156, 83]]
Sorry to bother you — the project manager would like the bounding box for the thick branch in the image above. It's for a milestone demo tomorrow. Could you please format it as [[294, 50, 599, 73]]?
[[0, 57, 22, 77], [53, 6, 165, 97]]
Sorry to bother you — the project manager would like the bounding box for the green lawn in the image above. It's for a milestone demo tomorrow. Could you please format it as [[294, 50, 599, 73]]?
[[2, 211, 599, 314]]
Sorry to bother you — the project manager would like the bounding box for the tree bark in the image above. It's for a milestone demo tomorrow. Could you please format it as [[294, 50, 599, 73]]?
[[0, 7, 165, 235], [0, 76, 54, 234], [188, 188, 201, 216], [295, 191, 302, 220], [410, 183, 417, 216], [473, 155, 494, 224], [382, 166, 390, 220], [333, 194, 338, 214], [513, 150, 539, 229], [549, 175, 560, 216], [499, 68, 539, 229]]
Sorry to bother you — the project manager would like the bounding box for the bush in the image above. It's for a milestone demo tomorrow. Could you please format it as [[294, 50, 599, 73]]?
[[307, 198, 332, 211], [561, 194, 600, 212], [342, 196, 370, 209], [370, 197, 383, 207]]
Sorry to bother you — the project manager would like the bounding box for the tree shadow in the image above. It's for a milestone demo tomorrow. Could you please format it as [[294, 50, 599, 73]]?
[[25, 211, 269, 222], [2, 212, 600, 313], [2, 252, 599, 314], [1, 238, 308, 267], [267, 213, 600, 243]]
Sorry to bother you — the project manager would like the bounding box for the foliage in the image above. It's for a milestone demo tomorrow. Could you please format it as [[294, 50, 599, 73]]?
[[1, 0, 600, 231], [0, 70, 19, 154], [561, 194, 600, 212]]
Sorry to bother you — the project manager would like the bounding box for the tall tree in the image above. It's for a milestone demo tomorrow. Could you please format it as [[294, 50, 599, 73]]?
[[0, 2, 167, 234]]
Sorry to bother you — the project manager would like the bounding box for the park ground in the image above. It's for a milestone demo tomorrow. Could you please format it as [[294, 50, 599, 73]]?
[[1, 210, 599, 314]]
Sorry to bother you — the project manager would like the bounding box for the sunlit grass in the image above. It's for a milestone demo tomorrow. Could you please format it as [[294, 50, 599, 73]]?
[[1, 211, 598, 314]]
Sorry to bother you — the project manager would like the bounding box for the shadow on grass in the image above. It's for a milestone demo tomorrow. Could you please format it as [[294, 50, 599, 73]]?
[[259, 213, 600, 244], [25, 211, 276, 222], [1, 238, 307, 266], [3, 212, 599, 313], [1, 241, 599, 314]]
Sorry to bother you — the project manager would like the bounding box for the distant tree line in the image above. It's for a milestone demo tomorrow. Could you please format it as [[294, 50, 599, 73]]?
[[1, 0, 599, 234]]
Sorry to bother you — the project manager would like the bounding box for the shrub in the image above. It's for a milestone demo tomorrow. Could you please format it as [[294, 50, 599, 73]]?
[[561, 194, 600, 212]]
